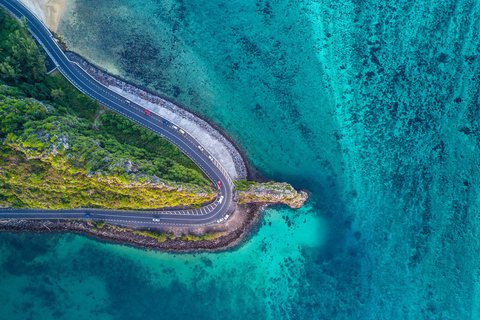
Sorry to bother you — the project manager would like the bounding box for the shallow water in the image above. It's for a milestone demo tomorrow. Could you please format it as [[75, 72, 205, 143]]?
[[2, 0, 480, 318], [0, 204, 325, 320]]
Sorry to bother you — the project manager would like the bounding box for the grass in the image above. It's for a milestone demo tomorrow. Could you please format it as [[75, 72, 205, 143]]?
[[0, 8, 213, 210], [0, 148, 213, 209], [234, 179, 257, 191], [186, 232, 227, 241], [133, 230, 175, 242]]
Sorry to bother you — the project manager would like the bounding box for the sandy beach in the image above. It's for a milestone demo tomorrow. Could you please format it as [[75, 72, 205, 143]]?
[[18, 0, 65, 31]]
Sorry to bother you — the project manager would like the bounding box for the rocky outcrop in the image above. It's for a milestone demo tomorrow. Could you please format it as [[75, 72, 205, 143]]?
[[235, 181, 308, 209]]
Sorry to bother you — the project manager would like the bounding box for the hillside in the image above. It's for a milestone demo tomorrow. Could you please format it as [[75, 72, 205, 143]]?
[[0, 9, 214, 209]]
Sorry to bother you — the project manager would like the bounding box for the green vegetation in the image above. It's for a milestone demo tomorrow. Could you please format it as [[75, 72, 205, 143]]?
[[87, 220, 105, 231], [0, 147, 212, 209], [52, 32, 67, 51], [0, 9, 214, 210], [96, 221, 106, 229], [234, 180, 294, 192], [92, 226, 226, 242], [0, 91, 209, 186], [88, 220, 106, 230], [234, 179, 257, 191], [99, 111, 207, 183], [234, 180, 307, 208], [186, 232, 227, 241], [0, 15, 46, 84], [133, 230, 175, 242]]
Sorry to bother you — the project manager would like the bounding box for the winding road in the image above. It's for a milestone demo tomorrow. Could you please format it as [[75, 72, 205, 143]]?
[[0, 0, 236, 227]]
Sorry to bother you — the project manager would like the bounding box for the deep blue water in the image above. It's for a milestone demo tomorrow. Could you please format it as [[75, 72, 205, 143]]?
[[1, 0, 479, 318]]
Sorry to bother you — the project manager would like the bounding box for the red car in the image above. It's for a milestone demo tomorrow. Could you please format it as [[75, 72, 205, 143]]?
[[218, 181, 222, 187], [144, 110, 151, 115]]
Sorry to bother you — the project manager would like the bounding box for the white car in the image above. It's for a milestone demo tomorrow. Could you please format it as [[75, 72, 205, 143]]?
[[172, 125, 178, 130], [179, 129, 185, 134], [152, 218, 161, 222], [208, 155, 213, 161], [198, 145, 204, 151]]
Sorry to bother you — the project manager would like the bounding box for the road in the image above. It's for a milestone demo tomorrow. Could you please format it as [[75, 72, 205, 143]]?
[[0, 0, 236, 227]]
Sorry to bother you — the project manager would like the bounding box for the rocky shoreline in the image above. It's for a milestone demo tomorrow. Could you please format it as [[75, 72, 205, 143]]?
[[235, 181, 309, 209], [65, 51, 248, 181], [0, 203, 264, 252], [0, 50, 308, 252]]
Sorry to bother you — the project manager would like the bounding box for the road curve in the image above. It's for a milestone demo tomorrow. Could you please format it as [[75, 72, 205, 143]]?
[[0, 0, 236, 227]]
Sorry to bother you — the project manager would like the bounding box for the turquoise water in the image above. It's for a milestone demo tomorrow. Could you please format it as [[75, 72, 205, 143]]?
[[2, 0, 480, 318], [0, 205, 325, 319]]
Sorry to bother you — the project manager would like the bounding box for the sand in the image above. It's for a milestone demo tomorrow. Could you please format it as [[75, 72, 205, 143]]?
[[18, 0, 65, 32]]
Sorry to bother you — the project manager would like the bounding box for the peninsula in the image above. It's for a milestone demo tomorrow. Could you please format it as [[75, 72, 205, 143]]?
[[0, 0, 308, 251]]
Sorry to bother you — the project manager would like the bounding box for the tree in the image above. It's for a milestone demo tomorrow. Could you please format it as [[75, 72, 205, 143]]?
[[0, 61, 17, 81], [1, 30, 46, 83], [51, 88, 65, 101]]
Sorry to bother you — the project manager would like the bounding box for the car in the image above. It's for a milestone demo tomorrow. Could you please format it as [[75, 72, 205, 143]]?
[[125, 100, 130, 104], [218, 195, 224, 204], [218, 181, 222, 187], [144, 110, 151, 115], [179, 129, 185, 134], [84, 214, 91, 218], [208, 155, 213, 161], [152, 218, 161, 222], [198, 145, 204, 151], [172, 125, 178, 130], [162, 119, 169, 125]]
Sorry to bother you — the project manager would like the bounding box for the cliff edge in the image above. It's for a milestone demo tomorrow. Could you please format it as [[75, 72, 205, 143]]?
[[234, 181, 308, 209]]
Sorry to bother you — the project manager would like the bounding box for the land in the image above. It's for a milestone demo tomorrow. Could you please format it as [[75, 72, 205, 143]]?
[[17, 0, 64, 31], [67, 52, 248, 181], [0, 10, 213, 209], [0, 203, 263, 252], [235, 180, 309, 209], [0, 5, 308, 251]]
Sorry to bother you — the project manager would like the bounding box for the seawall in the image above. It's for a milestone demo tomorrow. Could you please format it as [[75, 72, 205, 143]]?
[[0, 203, 264, 252], [66, 52, 248, 181]]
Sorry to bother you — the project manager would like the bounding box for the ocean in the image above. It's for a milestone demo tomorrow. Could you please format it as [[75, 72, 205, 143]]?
[[1, 0, 479, 318]]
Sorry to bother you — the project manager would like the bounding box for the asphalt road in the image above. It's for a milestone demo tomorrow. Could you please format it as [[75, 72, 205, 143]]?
[[0, 0, 236, 227]]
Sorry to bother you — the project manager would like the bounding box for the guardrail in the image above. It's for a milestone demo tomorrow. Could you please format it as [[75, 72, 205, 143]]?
[[0, 1, 236, 225], [66, 57, 236, 190], [1, 1, 234, 187], [178, 128, 234, 188]]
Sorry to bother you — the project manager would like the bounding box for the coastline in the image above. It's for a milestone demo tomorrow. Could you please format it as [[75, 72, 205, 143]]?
[[17, 0, 65, 32], [16, 0, 271, 185], [0, 4, 301, 252], [66, 51, 248, 181], [0, 204, 266, 252]]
